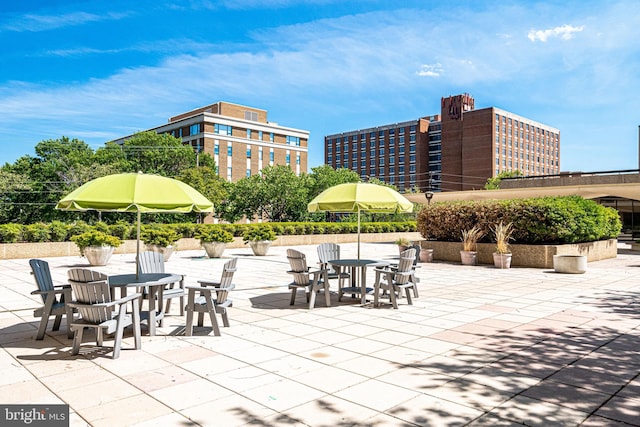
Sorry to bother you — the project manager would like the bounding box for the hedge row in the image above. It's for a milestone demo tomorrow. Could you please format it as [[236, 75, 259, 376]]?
[[416, 196, 621, 244], [0, 220, 418, 244]]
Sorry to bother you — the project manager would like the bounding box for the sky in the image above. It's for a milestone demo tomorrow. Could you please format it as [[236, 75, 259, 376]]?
[[1, 0, 639, 173]]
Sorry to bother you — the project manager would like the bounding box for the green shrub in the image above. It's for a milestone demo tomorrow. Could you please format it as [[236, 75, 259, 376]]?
[[47, 221, 69, 242], [195, 225, 234, 243], [93, 222, 110, 233], [243, 225, 277, 243], [71, 230, 122, 256], [416, 196, 621, 244], [109, 221, 132, 240], [172, 223, 196, 238], [67, 221, 92, 237], [140, 225, 181, 247], [23, 223, 50, 242], [0, 224, 22, 243]]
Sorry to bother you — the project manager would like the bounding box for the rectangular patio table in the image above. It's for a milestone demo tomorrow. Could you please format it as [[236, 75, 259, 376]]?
[[328, 259, 390, 305], [108, 273, 182, 336]]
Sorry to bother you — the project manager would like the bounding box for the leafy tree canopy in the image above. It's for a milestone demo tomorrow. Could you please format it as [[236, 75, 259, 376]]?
[[485, 170, 523, 190]]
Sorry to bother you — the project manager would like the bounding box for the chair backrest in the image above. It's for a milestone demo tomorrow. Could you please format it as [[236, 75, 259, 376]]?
[[29, 259, 55, 304], [219, 257, 237, 287], [410, 244, 420, 266], [216, 258, 237, 304], [396, 248, 417, 284], [287, 249, 310, 285], [67, 268, 108, 283], [317, 243, 340, 274], [138, 251, 165, 274], [69, 279, 112, 323]]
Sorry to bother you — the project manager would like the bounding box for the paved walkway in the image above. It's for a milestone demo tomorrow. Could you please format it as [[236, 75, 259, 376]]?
[[1, 242, 639, 426]]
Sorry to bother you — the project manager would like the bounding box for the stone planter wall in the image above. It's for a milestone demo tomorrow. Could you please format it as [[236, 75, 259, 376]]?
[[0, 232, 617, 269], [419, 239, 618, 268]]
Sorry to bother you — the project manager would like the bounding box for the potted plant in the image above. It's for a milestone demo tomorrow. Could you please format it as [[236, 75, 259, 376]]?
[[197, 226, 234, 258], [243, 225, 277, 256], [71, 230, 122, 266], [492, 221, 514, 269], [394, 237, 412, 254], [141, 226, 180, 261], [460, 225, 483, 265]]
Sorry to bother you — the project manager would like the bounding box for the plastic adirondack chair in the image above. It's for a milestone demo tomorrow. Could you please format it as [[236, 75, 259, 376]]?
[[138, 251, 185, 318], [387, 247, 420, 298], [29, 259, 74, 340], [185, 257, 237, 336], [67, 279, 142, 359], [372, 248, 418, 309], [287, 249, 330, 309], [317, 243, 351, 300]]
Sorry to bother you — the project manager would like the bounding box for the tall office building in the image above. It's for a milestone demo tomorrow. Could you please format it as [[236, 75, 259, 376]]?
[[111, 101, 309, 182], [324, 94, 560, 192]]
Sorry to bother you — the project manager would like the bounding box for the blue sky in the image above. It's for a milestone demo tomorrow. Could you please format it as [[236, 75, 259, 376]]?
[[1, 0, 639, 173]]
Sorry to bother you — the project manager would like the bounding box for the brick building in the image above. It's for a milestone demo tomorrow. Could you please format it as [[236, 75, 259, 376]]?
[[111, 101, 309, 181], [325, 94, 560, 192]]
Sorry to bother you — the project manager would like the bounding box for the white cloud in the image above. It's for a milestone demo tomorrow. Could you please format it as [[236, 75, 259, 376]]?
[[2, 11, 132, 32], [417, 63, 443, 77], [527, 24, 584, 42]]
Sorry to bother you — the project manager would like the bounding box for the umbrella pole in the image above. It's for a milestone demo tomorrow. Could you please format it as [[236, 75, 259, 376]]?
[[357, 208, 361, 260], [136, 210, 141, 279]]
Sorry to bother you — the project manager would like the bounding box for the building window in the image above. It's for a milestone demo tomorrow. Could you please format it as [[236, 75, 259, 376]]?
[[296, 154, 300, 165], [214, 142, 219, 155], [246, 169, 251, 177], [246, 147, 251, 158], [258, 130, 263, 140], [270, 151, 274, 162], [270, 133, 274, 142], [244, 111, 258, 121], [190, 124, 200, 135], [247, 129, 252, 139], [214, 124, 232, 136], [287, 136, 300, 146], [286, 153, 290, 165], [227, 145, 233, 156]]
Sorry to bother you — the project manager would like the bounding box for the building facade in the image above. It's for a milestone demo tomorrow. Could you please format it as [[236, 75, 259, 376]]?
[[325, 94, 560, 192], [112, 101, 309, 182]]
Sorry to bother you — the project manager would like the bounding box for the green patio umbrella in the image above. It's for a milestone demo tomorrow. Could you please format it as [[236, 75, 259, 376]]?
[[307, 182, 413, 259], [56, 172, 214, 277]]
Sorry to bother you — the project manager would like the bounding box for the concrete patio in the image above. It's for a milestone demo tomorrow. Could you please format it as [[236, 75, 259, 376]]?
[[1, 241, 639, 426]]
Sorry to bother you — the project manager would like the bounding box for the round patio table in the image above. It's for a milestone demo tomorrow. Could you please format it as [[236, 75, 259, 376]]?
[[108, 273, 182, 336], [328, 259, 390, 305]]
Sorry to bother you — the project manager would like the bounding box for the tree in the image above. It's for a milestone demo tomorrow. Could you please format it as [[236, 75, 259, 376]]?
[[305, 165, 360, 199], [114, 131, 198, 176], [178, 165, 228, 219], [220, 165, 308, 222], [485, 170, 524, 190], [1, 137, 114, 223]]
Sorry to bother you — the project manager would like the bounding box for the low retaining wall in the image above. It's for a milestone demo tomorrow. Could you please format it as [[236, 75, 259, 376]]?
[[419, 239, 618, 268], [0, 233, 616, 268]]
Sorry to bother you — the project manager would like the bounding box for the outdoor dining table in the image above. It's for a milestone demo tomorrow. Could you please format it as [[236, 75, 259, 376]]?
[[328, 259, 390, 305], [108, 272, 182, 336]]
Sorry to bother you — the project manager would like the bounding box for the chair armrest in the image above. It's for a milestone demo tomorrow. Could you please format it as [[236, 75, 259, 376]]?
[[31, 288, 71, 296]]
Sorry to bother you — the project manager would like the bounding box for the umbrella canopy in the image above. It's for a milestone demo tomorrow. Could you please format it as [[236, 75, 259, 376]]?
[[308, 182, 413, 259], [57, 172, 214, 276]]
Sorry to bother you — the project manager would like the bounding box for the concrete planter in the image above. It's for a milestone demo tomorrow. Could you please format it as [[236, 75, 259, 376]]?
[[420, 239, 616, 268], [202, 242, 226, 258], [249, 240, 273, 256], [146, 244, 174, 262], [460, 250, 477, 265], [420, 248, 434, 263], [553, 255, 587, 274], [84, 245, 114, 266], [493, 252, 512, 269]]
